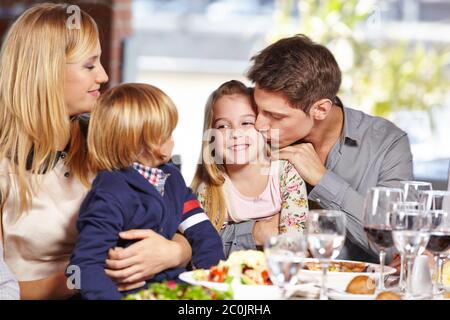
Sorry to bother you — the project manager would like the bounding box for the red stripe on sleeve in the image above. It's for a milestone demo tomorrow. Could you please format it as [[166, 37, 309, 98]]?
[[183, 199, 201, 214]]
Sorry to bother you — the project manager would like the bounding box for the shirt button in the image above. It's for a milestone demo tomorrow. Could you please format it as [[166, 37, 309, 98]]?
[[159, 227, 164, 232]]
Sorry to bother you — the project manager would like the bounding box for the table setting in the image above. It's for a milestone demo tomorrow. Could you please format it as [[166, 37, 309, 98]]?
[[124, 181, 450, 300]]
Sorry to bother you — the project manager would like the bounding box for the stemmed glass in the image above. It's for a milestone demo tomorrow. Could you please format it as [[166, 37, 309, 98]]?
[[306, 210, 346, 300], [400, 181, 433, 202], [419, 190, 450, 296], [264, 233, 308, 299], [392, 201, 431, 299], [398, 181, 432, 291], [363, 187, 403, 291]]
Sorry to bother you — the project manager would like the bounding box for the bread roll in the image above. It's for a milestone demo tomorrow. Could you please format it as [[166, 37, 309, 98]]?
[[345, 275, 376, 294], [375, 291, 402, 300]]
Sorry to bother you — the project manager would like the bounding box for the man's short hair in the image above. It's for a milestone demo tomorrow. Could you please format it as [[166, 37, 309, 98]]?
[[247, 34, 342, 111]]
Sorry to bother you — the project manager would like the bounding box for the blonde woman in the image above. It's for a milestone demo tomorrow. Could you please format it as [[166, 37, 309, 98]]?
[[192, 80, 309, 257], [0, 3, 191, 300]]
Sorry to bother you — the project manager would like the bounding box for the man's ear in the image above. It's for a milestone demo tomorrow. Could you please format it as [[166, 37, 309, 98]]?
[[310, 99, 332, 120]]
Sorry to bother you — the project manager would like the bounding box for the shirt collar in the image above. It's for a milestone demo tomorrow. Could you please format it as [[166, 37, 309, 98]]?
[[340, 103, 362, 148], [132, 162, 170, 196]]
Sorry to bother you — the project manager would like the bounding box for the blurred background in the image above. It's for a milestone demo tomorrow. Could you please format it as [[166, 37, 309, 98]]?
[[1, 0, 449, 188]]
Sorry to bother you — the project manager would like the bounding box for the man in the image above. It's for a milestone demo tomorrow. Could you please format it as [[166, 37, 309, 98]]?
[[222, 34, 413, 262]]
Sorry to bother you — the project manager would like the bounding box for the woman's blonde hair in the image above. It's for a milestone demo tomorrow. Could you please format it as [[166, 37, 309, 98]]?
[[0, 3, 99, 213], [88, 83, 178, 172], [191, 80, 254, 230]]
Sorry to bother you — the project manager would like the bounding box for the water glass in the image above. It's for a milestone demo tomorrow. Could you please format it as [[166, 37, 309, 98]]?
[[392, 201, 431, 299], [398, 181, 432, 291], [264, 233, 308, 299], [306, 210, 346, 300]]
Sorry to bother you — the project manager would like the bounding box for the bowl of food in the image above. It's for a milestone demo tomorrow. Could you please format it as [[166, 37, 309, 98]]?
[[179, 250, 282, 300], [299, 258, 397, 291]]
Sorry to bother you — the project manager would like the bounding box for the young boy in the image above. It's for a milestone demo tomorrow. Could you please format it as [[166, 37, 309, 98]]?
[[67, 83, 224, 300]]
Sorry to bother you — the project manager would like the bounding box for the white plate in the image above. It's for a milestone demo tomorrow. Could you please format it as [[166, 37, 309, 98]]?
[[178, 271, 230, 291], [178, 271, 288, 300], [327, 290, 376, 300], [300, 259, 397, 291]]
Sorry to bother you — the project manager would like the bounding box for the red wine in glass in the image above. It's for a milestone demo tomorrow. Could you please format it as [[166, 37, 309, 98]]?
[[426, 231, 450, 253], [364, 225, 394, 249]]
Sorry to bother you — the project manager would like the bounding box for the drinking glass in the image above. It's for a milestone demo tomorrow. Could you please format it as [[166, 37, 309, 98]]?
[[363, 187, 403, 291], [419, 190, 450, 295], [306, 210, 346, 300], [392, 201, 431, 299], [398, 181, 432, 291], [400, 181, 433, 202], [264, 233, 308, 299]]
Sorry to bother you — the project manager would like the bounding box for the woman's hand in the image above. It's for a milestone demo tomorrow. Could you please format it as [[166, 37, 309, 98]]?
[[104, 229, 192, 292], [252, 214, 280, 247]]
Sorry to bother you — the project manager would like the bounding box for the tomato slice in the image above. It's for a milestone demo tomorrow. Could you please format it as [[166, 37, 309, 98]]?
[[261, 270, 272, 285], [208, 266, 228, 282]]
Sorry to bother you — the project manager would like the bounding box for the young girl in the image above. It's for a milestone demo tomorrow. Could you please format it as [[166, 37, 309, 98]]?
[[68, 83, 224, 300], [192, 80, 308, 257]]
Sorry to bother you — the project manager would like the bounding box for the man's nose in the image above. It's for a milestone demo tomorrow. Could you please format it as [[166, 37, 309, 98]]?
[[255, 114, 269, 132]]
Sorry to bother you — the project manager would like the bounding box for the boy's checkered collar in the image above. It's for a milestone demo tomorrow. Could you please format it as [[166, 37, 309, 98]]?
[[132, 162, 170, 196]]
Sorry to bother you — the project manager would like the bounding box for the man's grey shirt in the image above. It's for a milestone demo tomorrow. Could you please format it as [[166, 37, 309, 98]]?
[[221, 106, 413, 262]]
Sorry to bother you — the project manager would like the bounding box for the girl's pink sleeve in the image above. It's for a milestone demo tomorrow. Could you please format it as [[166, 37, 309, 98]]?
[[279, 161, 308, 234]]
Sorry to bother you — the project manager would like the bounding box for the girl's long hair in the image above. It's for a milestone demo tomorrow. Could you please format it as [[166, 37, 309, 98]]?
[[191, 80, 254, 230], [0, 3, 99, 214]]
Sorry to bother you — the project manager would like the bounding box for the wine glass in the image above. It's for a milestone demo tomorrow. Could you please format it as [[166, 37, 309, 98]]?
[[400, 181, 432, 202], [306, 210, 346, 300], [392, 201, 431, 299], [419, 190, 450, 296], [363, 187, 403, 291], [264, 233, 308, 299], [398, 181, 432, 291]]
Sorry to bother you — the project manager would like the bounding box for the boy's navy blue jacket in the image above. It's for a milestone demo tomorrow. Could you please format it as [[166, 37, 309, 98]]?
[[68, 163, 224, 300]]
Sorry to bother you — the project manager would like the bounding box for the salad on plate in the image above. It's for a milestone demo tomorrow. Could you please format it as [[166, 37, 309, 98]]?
[[123, 281, 233, 300]]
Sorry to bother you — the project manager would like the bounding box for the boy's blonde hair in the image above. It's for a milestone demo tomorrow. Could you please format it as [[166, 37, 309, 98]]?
[[88, 83, 178, 172], [191, 80, 254, 230], [0, 3, 99, 213]]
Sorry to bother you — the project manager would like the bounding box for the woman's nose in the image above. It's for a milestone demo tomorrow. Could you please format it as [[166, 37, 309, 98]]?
[[96, 63, 109, 84]]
